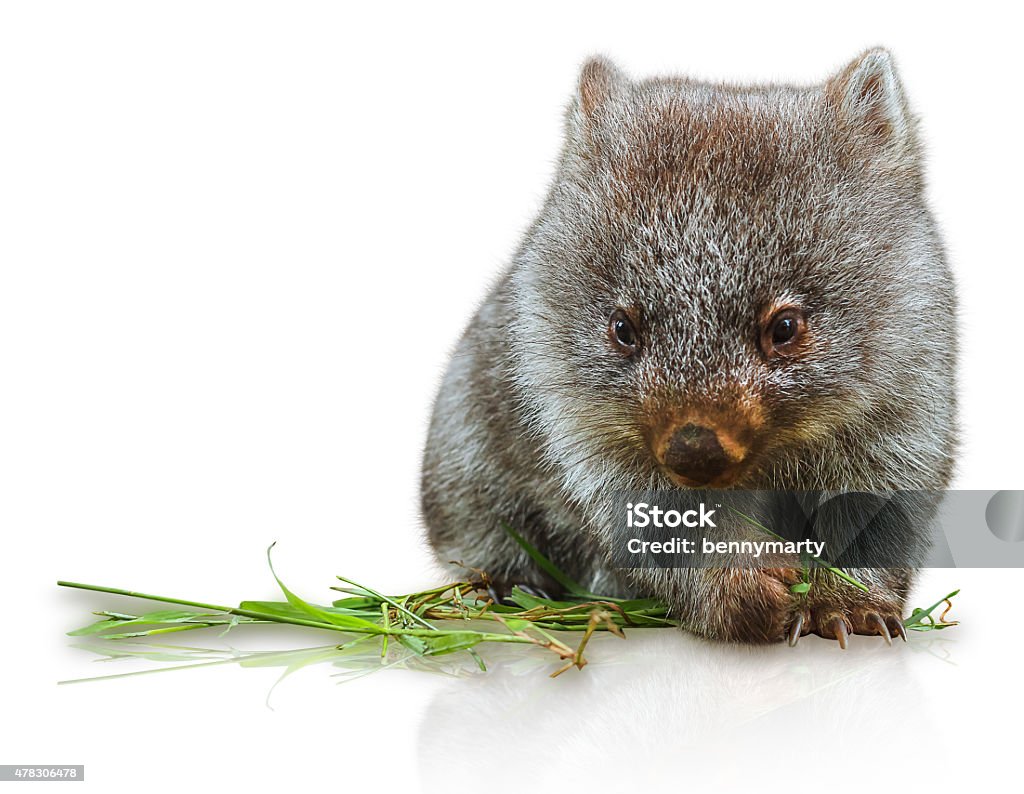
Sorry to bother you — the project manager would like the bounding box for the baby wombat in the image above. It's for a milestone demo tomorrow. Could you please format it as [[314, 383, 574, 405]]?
[[421, 49, 957, 646]]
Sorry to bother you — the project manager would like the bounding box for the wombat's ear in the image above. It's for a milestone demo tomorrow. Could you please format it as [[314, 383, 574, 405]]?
[[827, 48, 915, 151], [575, 56, 628, 121]]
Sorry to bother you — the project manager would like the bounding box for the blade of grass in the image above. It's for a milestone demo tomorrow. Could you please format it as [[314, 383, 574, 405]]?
[[266, 544, 384, 633], [903, 589, 961, 631], [502, 523, 599, 597], [335, 574, 487, 671]]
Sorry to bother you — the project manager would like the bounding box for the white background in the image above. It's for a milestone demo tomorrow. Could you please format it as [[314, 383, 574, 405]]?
[[2, 2, 1021, 791]]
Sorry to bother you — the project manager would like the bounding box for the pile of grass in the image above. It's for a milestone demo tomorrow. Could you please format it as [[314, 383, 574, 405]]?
[[58, 531, 959, 677]]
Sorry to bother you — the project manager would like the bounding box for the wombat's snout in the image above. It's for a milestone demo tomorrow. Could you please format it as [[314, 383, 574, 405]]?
[[656, 422, 750, 486]]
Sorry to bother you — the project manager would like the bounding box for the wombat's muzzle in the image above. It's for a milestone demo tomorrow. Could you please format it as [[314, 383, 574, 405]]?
[[658, 422, 750, 486]]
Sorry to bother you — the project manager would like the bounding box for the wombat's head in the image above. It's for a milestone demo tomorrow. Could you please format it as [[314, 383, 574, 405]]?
[[511, 50, 955, 496]]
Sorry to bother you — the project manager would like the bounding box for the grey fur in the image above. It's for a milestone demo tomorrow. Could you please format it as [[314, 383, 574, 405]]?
[[420, 49, 958, 643]]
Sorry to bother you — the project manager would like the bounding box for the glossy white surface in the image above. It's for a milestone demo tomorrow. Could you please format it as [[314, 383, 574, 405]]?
[[22, 568, 1004, 792]]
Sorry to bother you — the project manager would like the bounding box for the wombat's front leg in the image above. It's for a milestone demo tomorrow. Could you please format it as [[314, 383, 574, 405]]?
[[662, 567, 910, 647]]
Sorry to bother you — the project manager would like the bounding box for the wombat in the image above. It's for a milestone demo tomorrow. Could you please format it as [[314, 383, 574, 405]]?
[[420, 49, 957, 646]]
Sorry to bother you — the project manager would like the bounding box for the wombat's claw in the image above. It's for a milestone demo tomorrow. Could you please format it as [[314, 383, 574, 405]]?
[[830, 616, 850, 649], [787, 613, 805, 647], [516, 583, 554, 601], [866, 612, 892, 646], [852, 609, 906, 645], [799, 609, 905, 647]]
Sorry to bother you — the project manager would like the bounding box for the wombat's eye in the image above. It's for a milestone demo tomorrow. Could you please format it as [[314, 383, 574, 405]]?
[[608, 310, 639, 355], [761, 307, 806, 357]]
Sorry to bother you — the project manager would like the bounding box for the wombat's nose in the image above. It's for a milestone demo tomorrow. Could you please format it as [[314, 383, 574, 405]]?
[[662, 424, 732, 485]]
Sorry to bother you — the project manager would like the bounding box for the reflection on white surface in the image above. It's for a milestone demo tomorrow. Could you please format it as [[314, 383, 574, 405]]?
[[60, 635, 478, 707], [417, 630, 955, 793], [63, 623, 960, 793]]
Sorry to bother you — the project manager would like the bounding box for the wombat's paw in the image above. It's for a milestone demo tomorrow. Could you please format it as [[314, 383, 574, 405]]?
[[704, 567, 802, 644], [787, 603, 907, 649]]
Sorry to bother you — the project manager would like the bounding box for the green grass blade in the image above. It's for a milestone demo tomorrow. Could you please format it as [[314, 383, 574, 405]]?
[[502, 523, 592, 596], [266, 544, 383, 634], [335, 575, 434, 630], [903, 589, 960, 630]]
